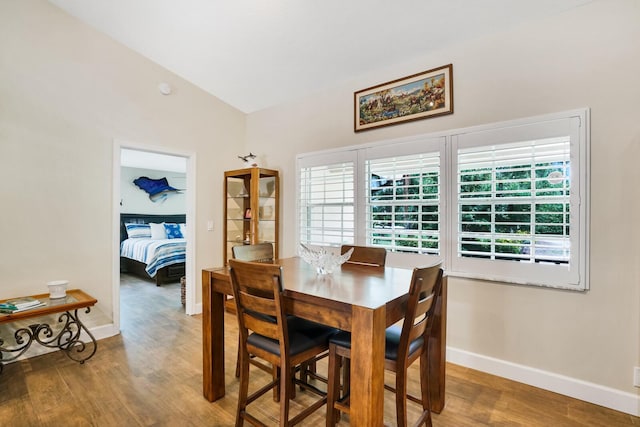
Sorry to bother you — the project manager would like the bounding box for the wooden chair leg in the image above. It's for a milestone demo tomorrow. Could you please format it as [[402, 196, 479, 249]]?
[[341, 358, 350, 399], [280, 365, 291, 426], [236, 351, 250, 427], [299, 353, 328, 394], [416, 348, 433, 427], [300, 360, 317, 391], [235, 336, 241, 378], [299, 361, 309, 391], [326, 344, 340, 426], [307, 360, 318, 380], [274, 366, 281, 402], [395, 365, 409, 427]]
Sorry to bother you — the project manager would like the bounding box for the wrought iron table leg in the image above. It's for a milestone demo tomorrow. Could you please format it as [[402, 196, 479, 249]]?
[[0, 308, 97, 373], [0, 326, 39, 372], [32, 308, 98, 364]]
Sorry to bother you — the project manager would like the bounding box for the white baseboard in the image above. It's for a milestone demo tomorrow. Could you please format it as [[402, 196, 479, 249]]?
[[89, 323, 120, 340], [447, 347, 640, 417], [193, 302, 202, 315]]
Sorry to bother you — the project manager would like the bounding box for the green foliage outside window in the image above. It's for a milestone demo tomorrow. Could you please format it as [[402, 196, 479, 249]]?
[[459, 161, 570, 262], [369, 171, 439, 252]]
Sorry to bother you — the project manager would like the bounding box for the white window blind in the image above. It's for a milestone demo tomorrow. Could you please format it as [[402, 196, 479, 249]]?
[[299, 161, 355, 246], [366, 152, 440, 254], [457, 137, 570, 263]]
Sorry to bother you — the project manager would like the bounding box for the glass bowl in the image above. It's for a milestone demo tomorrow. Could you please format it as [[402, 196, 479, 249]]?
[[299, 244, 353, 275]]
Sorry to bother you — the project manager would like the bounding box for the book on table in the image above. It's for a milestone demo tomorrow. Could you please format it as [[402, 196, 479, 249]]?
[[0, 297, 46, 313]]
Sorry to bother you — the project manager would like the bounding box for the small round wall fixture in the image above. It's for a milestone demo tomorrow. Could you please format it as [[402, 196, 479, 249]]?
[[158, 82, 172, 95]]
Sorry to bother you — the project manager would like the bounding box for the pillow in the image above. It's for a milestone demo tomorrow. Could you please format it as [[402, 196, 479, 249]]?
[[150, 223, 167, 239], [164, 223, 183, 239], [125, 223, 151, 239], [179, 223, 186, 237]]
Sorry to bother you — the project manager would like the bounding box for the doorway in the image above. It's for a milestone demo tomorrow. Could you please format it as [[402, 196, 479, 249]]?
[[112, 141, 196, 332]]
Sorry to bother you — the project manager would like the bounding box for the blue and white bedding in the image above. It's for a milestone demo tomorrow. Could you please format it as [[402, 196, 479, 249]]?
[[120, 238, 186, 277]]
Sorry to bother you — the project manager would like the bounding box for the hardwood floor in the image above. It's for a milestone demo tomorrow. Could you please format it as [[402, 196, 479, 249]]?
[[0, 274, 637, 426]]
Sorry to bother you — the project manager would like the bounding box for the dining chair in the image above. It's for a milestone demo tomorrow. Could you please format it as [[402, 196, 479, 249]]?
[[228, 259, 336, 426], [231, 243, 275, 380], [325, 262, 443, 427], [233, 243, 328, 398], [340, 244, 387, 267]]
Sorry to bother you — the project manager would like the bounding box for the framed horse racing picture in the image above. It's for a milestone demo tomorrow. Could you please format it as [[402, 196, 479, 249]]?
[[354, 64, 453, 132]]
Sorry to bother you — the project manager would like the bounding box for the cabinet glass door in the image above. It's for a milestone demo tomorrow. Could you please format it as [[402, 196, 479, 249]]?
[[223, 168, 279, 264]]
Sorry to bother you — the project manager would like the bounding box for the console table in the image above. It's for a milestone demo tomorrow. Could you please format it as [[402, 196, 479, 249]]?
[[0, 289, 98, 373]]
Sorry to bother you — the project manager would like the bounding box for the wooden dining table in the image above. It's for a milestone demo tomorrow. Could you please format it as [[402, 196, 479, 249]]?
[[202, 257, 447, 426]]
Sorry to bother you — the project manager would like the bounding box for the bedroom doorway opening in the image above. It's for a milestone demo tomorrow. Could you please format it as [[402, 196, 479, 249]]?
[[113, 141, 196, 333]]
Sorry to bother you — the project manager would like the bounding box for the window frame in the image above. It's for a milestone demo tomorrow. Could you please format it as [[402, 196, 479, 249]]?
[[296, 108, 589, 290]]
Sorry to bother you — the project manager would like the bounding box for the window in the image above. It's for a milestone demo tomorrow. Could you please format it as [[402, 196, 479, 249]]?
[[365, 145, 442, 255], [456, 137, 570, 264], [450, 115, 587, 288], [297, 109, 589, 290], [298, 151, 355, 246]]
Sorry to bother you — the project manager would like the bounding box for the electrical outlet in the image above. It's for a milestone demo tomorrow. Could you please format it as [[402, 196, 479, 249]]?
[[634, 367, 640, 388]]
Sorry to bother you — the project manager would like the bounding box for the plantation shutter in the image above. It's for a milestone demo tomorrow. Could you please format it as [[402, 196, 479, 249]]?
[[457, 136, 571, 263], [298, 152, 356, 246], [365, 151, 441, 254]]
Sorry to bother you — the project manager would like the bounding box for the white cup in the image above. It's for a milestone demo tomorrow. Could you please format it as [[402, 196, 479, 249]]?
[[47, 280, 69, 299]]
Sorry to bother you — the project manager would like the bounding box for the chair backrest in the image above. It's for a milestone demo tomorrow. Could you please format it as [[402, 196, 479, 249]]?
[[232, 242, 274, 263], [341, 245, 387, 267], [397, 263, 443, 361], [228, 259, 288, 350]]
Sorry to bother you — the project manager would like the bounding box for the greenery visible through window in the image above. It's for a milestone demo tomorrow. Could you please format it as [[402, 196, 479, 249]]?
[[366, 152, 440, 254], [457, 137, 570, 263]]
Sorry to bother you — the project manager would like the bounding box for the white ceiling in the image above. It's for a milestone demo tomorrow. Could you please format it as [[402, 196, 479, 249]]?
[[49, 0, 593, 113]]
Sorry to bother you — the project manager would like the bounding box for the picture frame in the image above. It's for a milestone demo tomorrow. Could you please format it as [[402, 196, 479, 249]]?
[[354, 64, 453, 132]]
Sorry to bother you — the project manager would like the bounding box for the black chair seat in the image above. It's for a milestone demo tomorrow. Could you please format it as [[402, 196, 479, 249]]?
[[249, 322, 337, 356], [329, 326, 424, 362], [384, 324, 425, 361], [328, 331, 351, 348]]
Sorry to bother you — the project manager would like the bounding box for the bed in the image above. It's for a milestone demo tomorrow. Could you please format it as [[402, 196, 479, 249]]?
[[120, 213, 186, 286]]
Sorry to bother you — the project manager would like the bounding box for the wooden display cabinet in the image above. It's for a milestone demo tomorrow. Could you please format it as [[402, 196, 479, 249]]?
[[223, 167, 279, 264]]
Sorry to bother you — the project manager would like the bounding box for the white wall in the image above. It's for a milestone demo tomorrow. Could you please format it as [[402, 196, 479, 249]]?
[[0, 0, 244, 325], [120, 167, 186, 214], [247, 0, 640, 414]]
